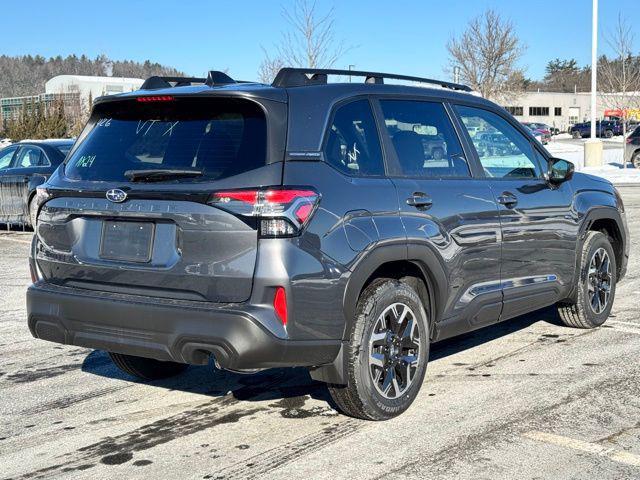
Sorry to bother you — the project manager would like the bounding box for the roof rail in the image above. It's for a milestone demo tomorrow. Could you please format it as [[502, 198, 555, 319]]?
[[271, 68, 472, 92], [140, 71, 236, 90]]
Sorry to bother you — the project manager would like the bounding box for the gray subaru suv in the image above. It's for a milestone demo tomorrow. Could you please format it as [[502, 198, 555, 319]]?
[[27, 69, 629, 420]]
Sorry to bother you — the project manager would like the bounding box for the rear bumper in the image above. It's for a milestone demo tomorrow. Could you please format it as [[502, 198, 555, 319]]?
[[27, 283, 340, 370]]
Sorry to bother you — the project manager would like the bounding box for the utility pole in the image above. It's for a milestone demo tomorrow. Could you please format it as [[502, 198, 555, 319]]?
[[585, 0, 603, 167]]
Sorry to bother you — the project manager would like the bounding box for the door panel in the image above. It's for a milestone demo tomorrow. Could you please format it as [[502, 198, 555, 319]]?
[[375, 99, 503, 332], [454, 104, 578, 318]]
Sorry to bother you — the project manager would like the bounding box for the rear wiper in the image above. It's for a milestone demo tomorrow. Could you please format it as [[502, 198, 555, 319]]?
[[124, 169, 203, 182]]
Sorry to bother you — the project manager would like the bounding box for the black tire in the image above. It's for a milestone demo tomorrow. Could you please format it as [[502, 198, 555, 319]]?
[[572, 131, 582, 139], [604, 129, 614, 139], [28, 198, 38, 230], [632, 152, 640, 169], [328, 279, 430, 420], [558, 231, 617, 329], [109, 352, 188, 380]]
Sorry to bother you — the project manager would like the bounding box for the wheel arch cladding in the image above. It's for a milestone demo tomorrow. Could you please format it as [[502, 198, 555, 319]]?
[[343, 246, 446, 341]]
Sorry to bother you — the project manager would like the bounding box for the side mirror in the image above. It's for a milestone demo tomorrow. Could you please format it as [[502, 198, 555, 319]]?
[[548, 157, 574, 184]]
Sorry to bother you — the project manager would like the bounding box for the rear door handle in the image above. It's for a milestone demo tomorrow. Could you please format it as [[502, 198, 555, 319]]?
[[497, 192, 518, 208], [406, 192, 433, 209]]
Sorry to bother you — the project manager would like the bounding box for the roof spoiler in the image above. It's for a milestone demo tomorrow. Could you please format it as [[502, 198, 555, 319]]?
[[271, 67, 472, 92], [140, 71, 236, 90]]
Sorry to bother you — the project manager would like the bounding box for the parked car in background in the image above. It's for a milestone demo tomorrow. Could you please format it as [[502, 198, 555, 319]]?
[[526, 122, 559, 136], [626, 126, 640, 168], [571, 120, 623, 138], [522, 122, 551, 144], [0, 138, 12, 149], [0, 139, 74, 226]]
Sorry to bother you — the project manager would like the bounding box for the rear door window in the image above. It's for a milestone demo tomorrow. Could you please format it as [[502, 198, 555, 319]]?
[[65, 98, 267, 182], [379, 100, 470, 178], [323, 99, 385, 176], [16, 146, 50, 167]]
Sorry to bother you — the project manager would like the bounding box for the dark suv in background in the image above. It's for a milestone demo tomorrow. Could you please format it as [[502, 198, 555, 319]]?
[[570, 120, 623, 138], [27, 69, 629, 420]]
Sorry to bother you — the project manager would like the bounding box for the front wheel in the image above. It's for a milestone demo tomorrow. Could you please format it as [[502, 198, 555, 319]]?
[[109, 352, 189, 380], [328, 279, 430, 420], [632, 151, 640, 169], [558, 231, 617, 328]]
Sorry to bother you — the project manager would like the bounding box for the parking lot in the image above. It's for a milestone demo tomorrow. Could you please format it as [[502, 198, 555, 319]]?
[[0, 188, 638, 480]]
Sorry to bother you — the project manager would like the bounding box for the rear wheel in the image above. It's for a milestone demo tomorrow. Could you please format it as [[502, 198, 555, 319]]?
[[604, 129, 614, 139], [632, 151, 640, 169], [109, 352, 188, 380], [328, 279, 430, 420], [558, 231, 616, 329], [572, 131, 582, 139], [28, 198, 38, 230]]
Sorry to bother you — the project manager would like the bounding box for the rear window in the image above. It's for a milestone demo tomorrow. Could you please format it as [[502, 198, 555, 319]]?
[[65, 98, 267, 181]]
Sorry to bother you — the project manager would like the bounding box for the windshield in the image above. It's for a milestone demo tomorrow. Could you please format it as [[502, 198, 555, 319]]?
[[65, 98, 267, 182]]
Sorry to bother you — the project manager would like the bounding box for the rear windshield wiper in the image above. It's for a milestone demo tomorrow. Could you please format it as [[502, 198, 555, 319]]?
[[124, 169, 204, 182]]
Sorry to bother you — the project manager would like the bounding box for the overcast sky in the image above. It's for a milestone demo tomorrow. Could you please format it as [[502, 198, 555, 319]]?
[[3, 0, 639, 81]]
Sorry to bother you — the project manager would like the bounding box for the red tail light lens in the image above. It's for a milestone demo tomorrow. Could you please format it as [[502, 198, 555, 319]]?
[[273, 287, 288, 326], [209, 187, 319, 237], [136, 95, 175, 102]]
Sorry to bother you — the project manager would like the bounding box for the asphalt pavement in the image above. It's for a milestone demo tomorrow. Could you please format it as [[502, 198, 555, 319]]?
[[1, 189, 640, 480]]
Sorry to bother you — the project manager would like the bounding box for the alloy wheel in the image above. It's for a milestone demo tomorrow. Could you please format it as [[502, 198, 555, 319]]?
[[368, 302, 421, 399], [588, 247, 612, 314]]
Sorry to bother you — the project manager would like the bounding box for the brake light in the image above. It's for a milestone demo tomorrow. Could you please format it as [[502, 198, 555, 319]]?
[[209, 187, 320, 237], [136, 95, 175, 102], [273, 287, 288, 326]]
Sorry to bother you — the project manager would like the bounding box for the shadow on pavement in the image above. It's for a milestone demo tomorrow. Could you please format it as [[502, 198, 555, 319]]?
[[82, 306, 565, 404]]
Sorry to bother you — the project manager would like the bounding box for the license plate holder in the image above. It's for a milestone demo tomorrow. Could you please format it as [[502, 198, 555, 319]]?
[[100, 220, 154, 263]]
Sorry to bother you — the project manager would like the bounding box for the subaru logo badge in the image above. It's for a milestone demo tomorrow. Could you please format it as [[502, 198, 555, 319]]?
[[106, 188, 127, 203]]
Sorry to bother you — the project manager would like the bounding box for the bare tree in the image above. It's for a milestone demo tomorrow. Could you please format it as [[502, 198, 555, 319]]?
[[599, 13, 640, 165], [258, 0, 349, 83], [447, 10, 526, 101]]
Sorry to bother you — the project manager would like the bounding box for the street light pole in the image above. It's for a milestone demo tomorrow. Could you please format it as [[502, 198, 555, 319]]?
[[348, 64, 355, 83], [590, 0, 598, 140], [585, 0, 603, 168]]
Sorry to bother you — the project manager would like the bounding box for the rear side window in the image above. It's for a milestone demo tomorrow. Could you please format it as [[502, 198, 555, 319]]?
[[379, 100, 470, 178], [324, 99, 385, 176], [17, 146, 50, 167], [631, 126, 640, 138], [0, 146, 17, 170], [65, 98, 267, 182]]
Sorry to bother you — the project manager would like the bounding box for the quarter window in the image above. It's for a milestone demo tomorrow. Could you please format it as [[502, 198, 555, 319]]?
[[379, 100, 470, 178], [324, 100, 384, 176], [456, 105, 543, 179]]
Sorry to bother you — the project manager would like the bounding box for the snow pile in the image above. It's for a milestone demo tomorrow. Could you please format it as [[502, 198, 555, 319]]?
[[546, 143, 640, 185]]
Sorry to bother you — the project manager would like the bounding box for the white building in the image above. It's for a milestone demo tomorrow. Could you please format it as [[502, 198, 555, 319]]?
[[45, 75, 144, 103], [503, 91, 640, 132]]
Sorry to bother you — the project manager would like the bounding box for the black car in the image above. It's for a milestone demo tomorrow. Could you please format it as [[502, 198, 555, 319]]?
[[625, 126, 640, 168], [27, 69, 629, 420], [0, 139, 74, 226]]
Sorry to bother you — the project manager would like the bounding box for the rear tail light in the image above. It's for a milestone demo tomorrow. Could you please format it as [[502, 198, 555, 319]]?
[[209, 187, 320, 237]]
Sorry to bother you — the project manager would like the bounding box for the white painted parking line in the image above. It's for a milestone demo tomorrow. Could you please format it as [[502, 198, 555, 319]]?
[[523, 431, 640, 467]]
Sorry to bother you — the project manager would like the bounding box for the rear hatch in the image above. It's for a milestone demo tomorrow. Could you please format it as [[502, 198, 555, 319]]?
[[35, 94, 285, 303]]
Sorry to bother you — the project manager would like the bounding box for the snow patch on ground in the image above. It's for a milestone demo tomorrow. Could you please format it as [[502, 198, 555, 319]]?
[[546, 142, 640, 185]]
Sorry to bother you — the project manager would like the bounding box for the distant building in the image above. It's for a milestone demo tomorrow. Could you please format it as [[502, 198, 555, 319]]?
[[0, 75, 143, 124], [503, 91, 640, 132], [44, 75, 144, 102]]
